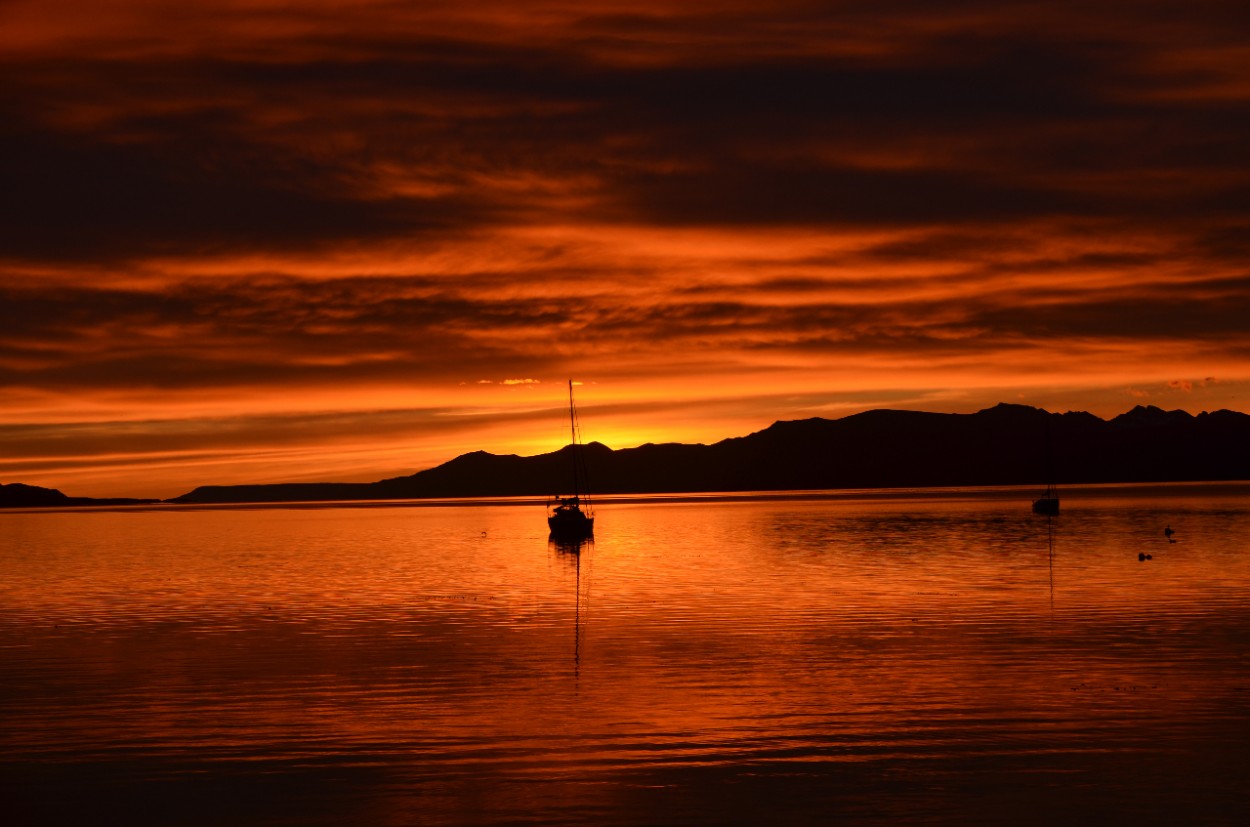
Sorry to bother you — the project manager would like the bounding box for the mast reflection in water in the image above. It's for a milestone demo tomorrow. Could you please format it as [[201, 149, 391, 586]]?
[[551, 537, 592, 679]]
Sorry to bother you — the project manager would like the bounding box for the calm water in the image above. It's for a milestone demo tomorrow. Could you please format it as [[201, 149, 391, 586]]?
[[4, 484, 1250, 826]]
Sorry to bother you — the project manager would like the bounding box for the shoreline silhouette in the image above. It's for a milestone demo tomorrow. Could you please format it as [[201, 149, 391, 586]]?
[[4, 403, 1248, 507]]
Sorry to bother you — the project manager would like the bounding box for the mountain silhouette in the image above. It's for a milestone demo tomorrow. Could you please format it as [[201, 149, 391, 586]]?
[[0, 482, 159, 508], [164, 403, 1250, 505]]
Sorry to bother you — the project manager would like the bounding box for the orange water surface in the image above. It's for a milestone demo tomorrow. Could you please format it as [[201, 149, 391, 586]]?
[[3, 484, 1250, 825]]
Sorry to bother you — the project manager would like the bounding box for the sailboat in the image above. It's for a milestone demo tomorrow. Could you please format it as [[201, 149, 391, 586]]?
[[1032, 416, 1060, 514], [547, 380, 595, 539], [1032, 484, 1060, 515]]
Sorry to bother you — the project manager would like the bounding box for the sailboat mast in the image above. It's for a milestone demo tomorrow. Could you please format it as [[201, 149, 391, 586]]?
[[1044, 415, 1056, 496], [568, 380, 581, 499]]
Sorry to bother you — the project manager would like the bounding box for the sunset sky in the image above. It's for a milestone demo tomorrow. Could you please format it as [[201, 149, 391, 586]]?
[[3, 0, 1249, 498]]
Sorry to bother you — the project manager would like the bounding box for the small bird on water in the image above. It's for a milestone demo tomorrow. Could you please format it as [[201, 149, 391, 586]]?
[[1164, 525, 1175, 543]]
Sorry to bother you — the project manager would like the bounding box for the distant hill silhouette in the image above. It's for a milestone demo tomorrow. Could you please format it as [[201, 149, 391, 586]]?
[[0, 482, 159, 508], [167, 403, 1250, 504]]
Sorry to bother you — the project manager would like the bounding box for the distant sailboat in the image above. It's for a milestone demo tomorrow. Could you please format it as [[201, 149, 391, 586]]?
[[1032, 484, 1060, 515], [1032, 416, 1060, 515], [547, 380, 595, 540]]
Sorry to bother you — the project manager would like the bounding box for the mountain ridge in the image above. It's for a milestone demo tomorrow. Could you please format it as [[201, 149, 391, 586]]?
[[5, 404, 1247, 507], [0, 482, 160, 508], [167, 403, 1250, 505]]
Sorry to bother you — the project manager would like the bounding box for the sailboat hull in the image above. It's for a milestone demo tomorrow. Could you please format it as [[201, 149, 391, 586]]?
[[1032, 497, 1060, 515], [548, 512, 594, 538]]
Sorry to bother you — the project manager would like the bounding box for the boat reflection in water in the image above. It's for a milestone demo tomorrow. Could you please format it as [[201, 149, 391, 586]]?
[[549, 533, 593, 556], [549, 536, 592, 678]]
